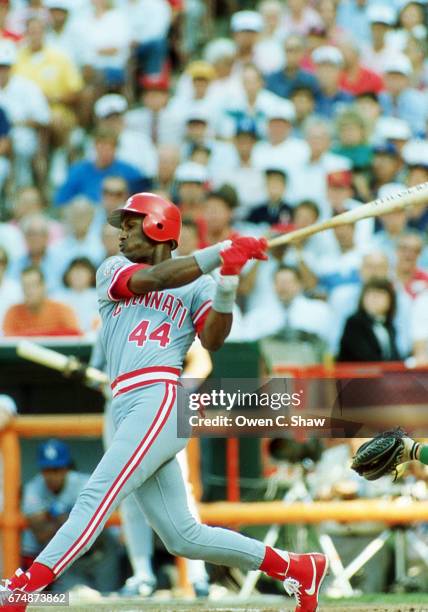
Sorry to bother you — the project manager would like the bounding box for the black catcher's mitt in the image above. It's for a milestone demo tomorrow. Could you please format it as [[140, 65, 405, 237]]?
[[351, 428, 419, 481]]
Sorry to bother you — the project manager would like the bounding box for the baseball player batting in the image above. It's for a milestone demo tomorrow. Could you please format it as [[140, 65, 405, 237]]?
[[0, 193, 328, 612]]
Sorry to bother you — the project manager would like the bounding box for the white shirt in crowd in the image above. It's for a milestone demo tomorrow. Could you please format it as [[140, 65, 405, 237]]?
[[243, 293, 332, 343], [116, 0, 171, 44], [287, 152, 350, 218], [0, 75, 50, 157], [83, 7, 132, 70]]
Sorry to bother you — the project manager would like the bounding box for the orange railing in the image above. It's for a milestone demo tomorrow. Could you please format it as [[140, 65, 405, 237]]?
[[3, 412, 428, 583]]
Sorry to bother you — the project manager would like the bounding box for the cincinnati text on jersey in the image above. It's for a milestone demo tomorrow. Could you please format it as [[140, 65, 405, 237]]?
[[111, 291, 189, 328]]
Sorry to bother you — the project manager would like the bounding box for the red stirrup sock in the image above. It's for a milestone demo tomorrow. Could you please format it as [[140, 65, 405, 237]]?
[[259, 546, 290, 580], [25, 563, 55, 591]]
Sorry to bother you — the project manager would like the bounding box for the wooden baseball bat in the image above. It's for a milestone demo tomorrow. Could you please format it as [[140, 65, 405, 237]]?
[[267, 181, 428, 248], [16, 340, 109, 385]]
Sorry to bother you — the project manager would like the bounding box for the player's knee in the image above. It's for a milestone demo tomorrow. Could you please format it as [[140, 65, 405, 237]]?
[[165, 537, 198, 558]]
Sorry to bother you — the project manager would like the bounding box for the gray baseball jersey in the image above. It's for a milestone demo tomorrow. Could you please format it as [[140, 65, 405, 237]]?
[[35, 254, 265, 580], [96, 256, 215, 397]]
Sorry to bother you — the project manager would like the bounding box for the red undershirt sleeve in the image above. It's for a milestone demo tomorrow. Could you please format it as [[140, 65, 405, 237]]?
[[108, 263, 150, 301]]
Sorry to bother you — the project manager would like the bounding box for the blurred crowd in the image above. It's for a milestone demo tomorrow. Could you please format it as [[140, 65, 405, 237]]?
[[0, 0, 428, 365]]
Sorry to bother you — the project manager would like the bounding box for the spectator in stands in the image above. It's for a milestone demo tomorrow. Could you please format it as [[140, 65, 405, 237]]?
[[338, 279, 400, 362], [247, 167, 292, 226], [101, 223, 120, 259], [82, 0, 131, 92], [91, 175, 129, 233], [45, 0, 88, 69], [54, 257, 99, 334], [395, 0, 427, 52], [180, 105, 236, 177], [371, 143, 403, 195], [354, 92, 382, 139], [0, 39, 50, 188], [403, 141, 428, 232], [336, 0, 371, 45], [21, 439, 121, 592], [362, 5, 399, 74], [379, 54, 428, 136], [256, 0, 285, 74], [230, 10, 264, 72], [329, 250, 412, 357], [175, 161, 208, 222], [125, 73, 182, 146], [12, 187, 64, 245], [395, 232, 428, 299], [11, 214, 62, 292], [94, 94, 157, 180], [13, 17, 83, 148], [202, 185, 239, 247], [0, 246, 22, 334], [287, 117, 349, 217], [172, 60, 217, 112], [332, 109, 372, 171], [3, 266, 81, 336], [315, 216, 366, 293], [50, 197, 104, 274], [7, 0, 49, 36], [123, 0, 171, 81], [338, 39, 384, 96], [373, 116, 412, 157], [54, 127, 148, 206], [155, 143, 180, 195], [176, 217, 199, 257], [212, 117, 266, 215], [281, 0, 324, 37], [370, 183, 408, 262], [289, 86, 316, 136], [252, 98, 309, 176], [264, 33, 318, 99], [312, 45, 354, 119], [221, 62, 281, 138], [243, 265, 332, 342], [405, 34, 428, 90], [318, 0, 347, 45]]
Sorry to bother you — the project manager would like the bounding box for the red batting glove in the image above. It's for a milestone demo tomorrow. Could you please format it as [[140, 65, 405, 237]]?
[[232, 236, 269, 260], [220, 237, 268, 275]]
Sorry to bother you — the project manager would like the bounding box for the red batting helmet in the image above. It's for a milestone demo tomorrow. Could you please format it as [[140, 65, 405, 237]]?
[[109, 192, 181, 249]]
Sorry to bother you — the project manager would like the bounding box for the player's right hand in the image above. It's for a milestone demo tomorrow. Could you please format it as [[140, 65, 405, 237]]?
[[220, 237, 268, 275]]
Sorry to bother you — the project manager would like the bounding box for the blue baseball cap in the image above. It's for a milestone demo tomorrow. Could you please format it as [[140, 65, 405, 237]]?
[[235, 117, 258, 138], [38, 439, 71, 469]]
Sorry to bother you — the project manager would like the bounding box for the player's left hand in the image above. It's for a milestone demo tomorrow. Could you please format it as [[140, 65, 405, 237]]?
[[220, 237, 268, 275]]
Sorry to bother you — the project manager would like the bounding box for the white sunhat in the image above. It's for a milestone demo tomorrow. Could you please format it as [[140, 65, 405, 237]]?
[[401, 140, 428, 167], [312, 45, 344, 66], [375, 117, 412, 142], [94, 94, 128, 119], [265, 99, 296, 123], [367, 4, 397, 25], [231, 10, 263, 33], [383, 54, 413, 76], [175, 162, 209, 184]]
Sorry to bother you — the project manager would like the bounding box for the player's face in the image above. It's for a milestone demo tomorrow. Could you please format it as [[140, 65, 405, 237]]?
[[119, 214, 157, 263]]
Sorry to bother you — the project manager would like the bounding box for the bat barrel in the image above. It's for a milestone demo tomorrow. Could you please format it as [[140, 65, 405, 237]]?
[[267, 181, 428, 249]]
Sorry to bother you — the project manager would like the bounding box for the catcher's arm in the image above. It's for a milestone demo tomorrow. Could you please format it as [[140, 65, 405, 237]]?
[[350, 428, 424, 481]]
